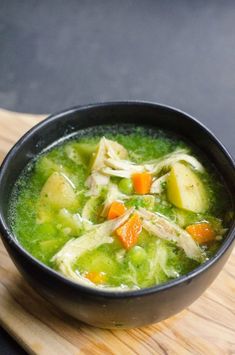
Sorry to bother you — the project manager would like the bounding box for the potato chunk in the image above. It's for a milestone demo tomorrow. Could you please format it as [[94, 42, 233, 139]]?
[[167, 162, 208, 213], [39, 172, 76, 209]]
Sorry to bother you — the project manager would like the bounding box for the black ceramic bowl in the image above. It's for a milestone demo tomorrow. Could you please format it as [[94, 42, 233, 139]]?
[[0, 102, 234, 329]]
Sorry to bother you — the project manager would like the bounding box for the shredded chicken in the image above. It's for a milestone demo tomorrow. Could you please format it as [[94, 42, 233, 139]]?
[[101, 149, 204, 179], [85, 171, 110, 196], [138, 208, 203, 261], [52, 208, 135, 283], [145, 151, 204, 175], [91, 137, 127, 171], [150, 173, 169, 194], [86, 138, 128, 194]]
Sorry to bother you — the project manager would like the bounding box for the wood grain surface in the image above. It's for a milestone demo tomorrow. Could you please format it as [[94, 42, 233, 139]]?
[[0, 109, 234, 355]]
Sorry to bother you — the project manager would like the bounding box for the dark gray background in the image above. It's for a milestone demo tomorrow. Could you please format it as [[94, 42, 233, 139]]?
[[0, 0, 234, 353]]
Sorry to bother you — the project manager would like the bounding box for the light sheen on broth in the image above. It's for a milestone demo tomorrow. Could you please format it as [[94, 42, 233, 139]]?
[[10, 126, 232, 290]]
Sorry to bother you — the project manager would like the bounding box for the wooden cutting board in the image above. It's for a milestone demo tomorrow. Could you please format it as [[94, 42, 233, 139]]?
[[0, 109, 234, 355]]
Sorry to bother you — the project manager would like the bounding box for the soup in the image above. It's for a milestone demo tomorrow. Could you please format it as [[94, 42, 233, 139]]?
[[10, 126, 232, 290]]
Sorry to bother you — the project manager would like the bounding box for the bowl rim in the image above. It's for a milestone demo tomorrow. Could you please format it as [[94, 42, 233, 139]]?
[[0, 100, 234, 298]]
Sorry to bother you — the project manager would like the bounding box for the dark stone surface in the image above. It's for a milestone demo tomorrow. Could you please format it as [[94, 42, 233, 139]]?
[[0, 0, 235, 154], [0, 0, 234, 353]]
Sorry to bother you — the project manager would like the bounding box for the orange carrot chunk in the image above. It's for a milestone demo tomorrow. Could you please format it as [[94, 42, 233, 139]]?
[[115, 213, 142, 249], [132, 172, 152, 195], [107, 201, 126, 220], [84, 271, 106, 284], [186, 223, 215, 244]]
